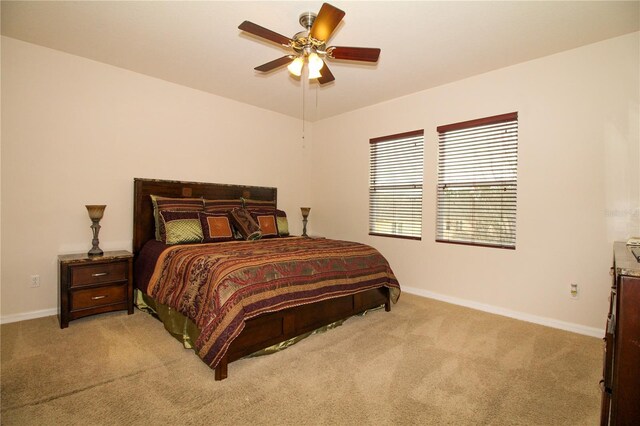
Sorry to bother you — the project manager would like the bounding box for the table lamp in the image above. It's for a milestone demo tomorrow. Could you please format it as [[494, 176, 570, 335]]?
[[300, 207, 311, 237], [86, 205, 106, 256]]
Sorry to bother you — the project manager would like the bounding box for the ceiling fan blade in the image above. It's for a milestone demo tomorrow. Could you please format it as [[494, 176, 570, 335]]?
[[254, 56, 294, 72], [309, 3, 345, 42], [238, 21, 292, 46], [317, 63, 335, 85], [329, 46, 381, 62]]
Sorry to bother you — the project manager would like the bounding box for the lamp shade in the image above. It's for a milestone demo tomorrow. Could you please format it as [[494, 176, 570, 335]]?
[[86, 205, 106, 221], [300, 207, 311, 219]]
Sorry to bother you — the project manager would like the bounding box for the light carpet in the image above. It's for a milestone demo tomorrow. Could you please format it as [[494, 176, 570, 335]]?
[[1, 293, 602, 425]]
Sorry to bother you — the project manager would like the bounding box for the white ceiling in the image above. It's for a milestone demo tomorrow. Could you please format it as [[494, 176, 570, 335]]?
[[2, 1, 638, 121]]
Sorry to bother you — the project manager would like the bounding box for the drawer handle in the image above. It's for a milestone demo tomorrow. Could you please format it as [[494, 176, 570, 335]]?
[[599, 379, 612, 395], [91, 295, 108, 300], [91, 272, 108, 277]]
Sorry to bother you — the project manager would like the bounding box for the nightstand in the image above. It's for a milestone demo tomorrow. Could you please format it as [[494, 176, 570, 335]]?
[[58, 250, 133, 328]]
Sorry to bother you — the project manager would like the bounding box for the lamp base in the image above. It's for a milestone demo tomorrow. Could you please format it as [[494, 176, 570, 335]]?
[[88, 221, 103, 256], [88, 247, 103, 256]]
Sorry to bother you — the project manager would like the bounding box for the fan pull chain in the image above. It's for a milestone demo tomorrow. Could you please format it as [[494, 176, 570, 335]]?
[[302, 76, 306, 146]]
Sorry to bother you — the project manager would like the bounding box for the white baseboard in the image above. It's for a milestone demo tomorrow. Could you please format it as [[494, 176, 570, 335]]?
[[402, 286, 604, 338], [1, 289, 605, 338], [1, 308, 57, 325]]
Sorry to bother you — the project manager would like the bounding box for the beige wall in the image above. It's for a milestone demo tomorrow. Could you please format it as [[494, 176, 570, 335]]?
[[1, 37, 311, 319], [2, 33, 638, 334], [310, 32, 640, 333]]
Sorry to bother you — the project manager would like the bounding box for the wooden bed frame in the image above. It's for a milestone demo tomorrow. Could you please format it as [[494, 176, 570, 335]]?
[[133, 178, 391, 380]]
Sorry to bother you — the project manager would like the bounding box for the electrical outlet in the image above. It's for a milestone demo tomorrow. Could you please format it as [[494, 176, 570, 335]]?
[[570, 283, 579, 299], [30, 274, 40, 288]]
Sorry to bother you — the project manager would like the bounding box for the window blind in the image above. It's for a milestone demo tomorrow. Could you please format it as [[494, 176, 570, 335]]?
[[436, 113, 518, 249], [369, 130, 424, 240]]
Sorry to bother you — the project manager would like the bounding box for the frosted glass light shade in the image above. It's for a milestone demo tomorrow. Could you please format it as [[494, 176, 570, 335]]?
[[308, 68, 322, 79], [308, 53, 324, 72], [287, 57, 304, 77]]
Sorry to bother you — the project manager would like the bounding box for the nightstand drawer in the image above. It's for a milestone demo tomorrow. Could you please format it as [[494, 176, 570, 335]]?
[[70, 284, 127, 310], [70, 261, 128, 287]]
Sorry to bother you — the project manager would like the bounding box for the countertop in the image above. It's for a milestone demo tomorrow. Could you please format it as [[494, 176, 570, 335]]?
[[614, 241, 640, 277]]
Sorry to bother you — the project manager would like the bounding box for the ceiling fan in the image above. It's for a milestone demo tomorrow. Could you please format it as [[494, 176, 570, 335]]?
[[238, 3, 381, 85]]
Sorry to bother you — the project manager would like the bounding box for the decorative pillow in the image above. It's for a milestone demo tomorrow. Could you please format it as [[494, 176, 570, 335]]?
[[276, 209, 289, 237], [159, 211, 203, 245], [251, 212, 279, 238], [228, 208, 262, 241], [203, 198, 242, 214], [151, 195, 204, 241], [241, 198, 277, 212], [199, 212, 235, 243]]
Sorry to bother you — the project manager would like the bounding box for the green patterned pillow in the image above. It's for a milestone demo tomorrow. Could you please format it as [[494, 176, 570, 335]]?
[[151, 195, 204, 241], [159, 211, 203, 245], [276, 209, 289, 236]]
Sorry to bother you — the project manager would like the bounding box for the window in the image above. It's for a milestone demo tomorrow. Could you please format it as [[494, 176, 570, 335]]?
[[369, 130, 424, 240], [436, 112, 518, 249]]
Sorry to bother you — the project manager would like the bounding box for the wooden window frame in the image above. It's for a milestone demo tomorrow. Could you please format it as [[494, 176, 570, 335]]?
[[369, 129, 424, 240], [436, 112, 518, 249]]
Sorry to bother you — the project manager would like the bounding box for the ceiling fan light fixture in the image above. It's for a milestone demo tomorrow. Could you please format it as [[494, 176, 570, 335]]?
[[239, 3, 379, 85], [287, 56, 304, 76]]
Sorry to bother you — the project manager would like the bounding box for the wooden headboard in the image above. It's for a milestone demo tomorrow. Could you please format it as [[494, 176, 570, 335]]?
[[133, 178, 277, 255]]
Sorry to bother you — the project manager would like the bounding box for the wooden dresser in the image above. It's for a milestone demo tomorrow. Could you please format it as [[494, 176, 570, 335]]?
[[600, 242, 640, 425], [58, 250, 133, 328]]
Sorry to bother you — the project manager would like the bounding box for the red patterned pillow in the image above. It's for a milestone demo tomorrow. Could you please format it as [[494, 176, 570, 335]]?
[[199, 212, 235, 243], [253, 213, 279, 238], [228, 208, 262, 240]]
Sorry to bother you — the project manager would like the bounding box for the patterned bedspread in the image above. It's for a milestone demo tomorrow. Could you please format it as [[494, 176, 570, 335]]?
[[144, 237, 400, 369]]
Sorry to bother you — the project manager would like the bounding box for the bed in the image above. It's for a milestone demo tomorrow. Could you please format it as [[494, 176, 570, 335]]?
[[133, 178, 400, 380]]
